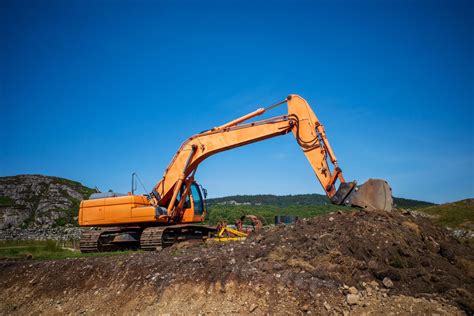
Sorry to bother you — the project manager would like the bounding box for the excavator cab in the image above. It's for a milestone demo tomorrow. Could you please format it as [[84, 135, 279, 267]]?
[[176, 182, 206, 218]]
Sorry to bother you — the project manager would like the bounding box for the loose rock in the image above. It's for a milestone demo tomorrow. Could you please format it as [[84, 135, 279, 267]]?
[[348, 286, 358, 294], [346, 294, 359, 305], [383, 277, 394, 289], [249, 304, 258, 312], [323, 301, 331, 311]]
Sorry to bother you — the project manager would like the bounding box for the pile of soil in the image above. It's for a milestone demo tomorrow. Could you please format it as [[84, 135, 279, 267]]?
[[0, 209, 472, 315]]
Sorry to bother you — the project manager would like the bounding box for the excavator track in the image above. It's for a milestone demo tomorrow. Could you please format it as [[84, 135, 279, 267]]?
[[140, 227, 167, 251], [80, 227, 139, 253], [79, 230, 103, 253], [140, 225, 217, 251]]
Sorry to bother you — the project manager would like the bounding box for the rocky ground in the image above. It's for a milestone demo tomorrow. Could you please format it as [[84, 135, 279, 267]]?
[[0, 226, 83, 241], [1, 209, 473, 315]]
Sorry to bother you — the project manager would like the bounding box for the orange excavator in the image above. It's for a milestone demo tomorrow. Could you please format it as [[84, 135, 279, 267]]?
[[78, 95, 392, 252]]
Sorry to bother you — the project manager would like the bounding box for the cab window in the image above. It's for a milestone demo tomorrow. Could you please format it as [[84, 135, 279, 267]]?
[[176, 185, 190, 208], [191, 183, 204, 215]]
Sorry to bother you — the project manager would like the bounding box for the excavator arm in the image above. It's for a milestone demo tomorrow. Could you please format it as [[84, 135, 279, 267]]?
[[77, 94, 393, 252], [151, 95, 392, 221]]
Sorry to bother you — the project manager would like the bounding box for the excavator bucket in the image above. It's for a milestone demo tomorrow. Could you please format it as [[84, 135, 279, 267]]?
[[346, 179, 393, 212]]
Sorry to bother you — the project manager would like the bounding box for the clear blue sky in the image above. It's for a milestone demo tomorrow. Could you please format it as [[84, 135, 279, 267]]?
[[1, 0, 473, 203]]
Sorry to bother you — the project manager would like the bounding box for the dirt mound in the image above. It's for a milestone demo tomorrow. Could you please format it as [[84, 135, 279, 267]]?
[[251, 210, 473, 298], [0, 209, 473, 314]]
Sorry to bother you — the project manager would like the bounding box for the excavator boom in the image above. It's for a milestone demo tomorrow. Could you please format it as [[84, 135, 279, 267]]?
[[151, 95, 392, 219]]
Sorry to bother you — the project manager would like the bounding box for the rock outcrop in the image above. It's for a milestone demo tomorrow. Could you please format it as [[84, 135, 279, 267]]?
[[0, 175, 94, 235]]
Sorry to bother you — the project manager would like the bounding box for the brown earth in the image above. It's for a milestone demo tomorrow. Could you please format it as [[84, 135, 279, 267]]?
[[0, 209, 473, 315]]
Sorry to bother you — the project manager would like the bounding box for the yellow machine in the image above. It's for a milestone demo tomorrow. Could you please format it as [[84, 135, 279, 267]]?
[[79, 95, 393, 252]]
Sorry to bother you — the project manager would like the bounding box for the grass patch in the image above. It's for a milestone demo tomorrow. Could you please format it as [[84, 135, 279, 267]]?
[[0, 196, 15, 207], [0, 240, 138, 261], [417, 199, 474, 229]]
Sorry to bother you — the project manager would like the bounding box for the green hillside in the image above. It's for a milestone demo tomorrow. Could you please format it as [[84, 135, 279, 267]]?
[[206, 204, 348, 226], [207, 193, 434, 208], [392, 197, 435, 208], [207, 194, 329, 207], [416, 199, 474, 229]]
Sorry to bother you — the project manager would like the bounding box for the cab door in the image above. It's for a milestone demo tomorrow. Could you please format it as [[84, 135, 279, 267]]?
[[190, 183, 205, 221], [177, 182, 206, 223]]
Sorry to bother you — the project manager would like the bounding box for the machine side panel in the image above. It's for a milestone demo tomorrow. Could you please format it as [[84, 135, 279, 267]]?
[[79, 195, 204, 226], [80, 196, 154, 226]]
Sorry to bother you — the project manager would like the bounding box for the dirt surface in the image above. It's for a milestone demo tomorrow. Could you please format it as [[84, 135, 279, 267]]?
[[1, 209, 473, 315]]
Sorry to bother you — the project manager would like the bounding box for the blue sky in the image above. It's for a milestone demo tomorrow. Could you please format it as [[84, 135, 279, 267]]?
[[1, 0, 472, 203]]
